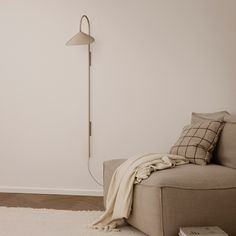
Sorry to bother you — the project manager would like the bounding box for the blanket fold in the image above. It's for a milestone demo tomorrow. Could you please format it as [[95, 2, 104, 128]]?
[[92, 153, 188, 231]]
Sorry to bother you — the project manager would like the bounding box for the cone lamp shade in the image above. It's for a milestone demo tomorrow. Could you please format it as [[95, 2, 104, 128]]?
[[66, 31, 94, 45]]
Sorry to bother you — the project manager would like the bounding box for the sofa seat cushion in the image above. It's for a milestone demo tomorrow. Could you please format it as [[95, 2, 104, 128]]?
[[103, 159, 236, 236], [129, 163, 236, 236], [140, 163, 236, 189]]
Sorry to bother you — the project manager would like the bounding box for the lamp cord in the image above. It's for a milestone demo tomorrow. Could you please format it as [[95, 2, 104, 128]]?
[[87, 158, 103, 186]]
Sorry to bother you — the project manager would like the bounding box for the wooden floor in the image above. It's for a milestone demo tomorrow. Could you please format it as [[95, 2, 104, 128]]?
[[0, 193, 104, 211]]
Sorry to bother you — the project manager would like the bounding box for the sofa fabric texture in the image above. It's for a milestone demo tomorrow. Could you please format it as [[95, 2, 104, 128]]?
[[103, 159, 236, 236], [170, 120, 224, 165]]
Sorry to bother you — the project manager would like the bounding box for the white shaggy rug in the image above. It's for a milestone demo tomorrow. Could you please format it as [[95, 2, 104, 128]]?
[[0, 207, 145, 236]]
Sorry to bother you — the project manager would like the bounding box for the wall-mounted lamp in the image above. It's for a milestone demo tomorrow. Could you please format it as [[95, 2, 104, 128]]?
[[66, 15, 95, 158]]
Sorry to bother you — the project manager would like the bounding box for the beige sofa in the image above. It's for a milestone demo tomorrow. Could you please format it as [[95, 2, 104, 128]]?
[[103, 113, 236, 236]]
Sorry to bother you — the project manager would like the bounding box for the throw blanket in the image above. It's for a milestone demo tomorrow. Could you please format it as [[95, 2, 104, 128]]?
[[92, 153, 188, 231]]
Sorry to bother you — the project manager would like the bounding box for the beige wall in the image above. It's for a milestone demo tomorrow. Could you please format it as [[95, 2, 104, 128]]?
[[0, 0, 235, 195]]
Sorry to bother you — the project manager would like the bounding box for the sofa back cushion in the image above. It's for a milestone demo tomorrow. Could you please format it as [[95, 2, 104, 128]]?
[[191, 111, 229, 124], [214, 115, 236, 169], [170, 120, 224, 165]]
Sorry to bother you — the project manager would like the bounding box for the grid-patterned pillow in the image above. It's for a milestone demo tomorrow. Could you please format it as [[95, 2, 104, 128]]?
[[170, 120, 224, 165]]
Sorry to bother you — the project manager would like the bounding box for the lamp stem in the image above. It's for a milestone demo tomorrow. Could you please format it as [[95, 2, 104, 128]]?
[[88, 44, 91, 158]]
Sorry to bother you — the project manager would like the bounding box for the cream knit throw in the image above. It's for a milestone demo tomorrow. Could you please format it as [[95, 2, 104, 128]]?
[[92, 153, 189, 231]]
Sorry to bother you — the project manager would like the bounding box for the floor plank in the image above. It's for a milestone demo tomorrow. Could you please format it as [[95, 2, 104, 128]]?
[[0, 193, 104, 211]]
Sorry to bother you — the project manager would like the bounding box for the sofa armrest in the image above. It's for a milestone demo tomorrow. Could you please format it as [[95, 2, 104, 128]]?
[[103, 159, 126, 208]]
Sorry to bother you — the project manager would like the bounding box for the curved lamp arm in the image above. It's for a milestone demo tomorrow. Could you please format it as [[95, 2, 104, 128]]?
[[80, 15, 91, 35]]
